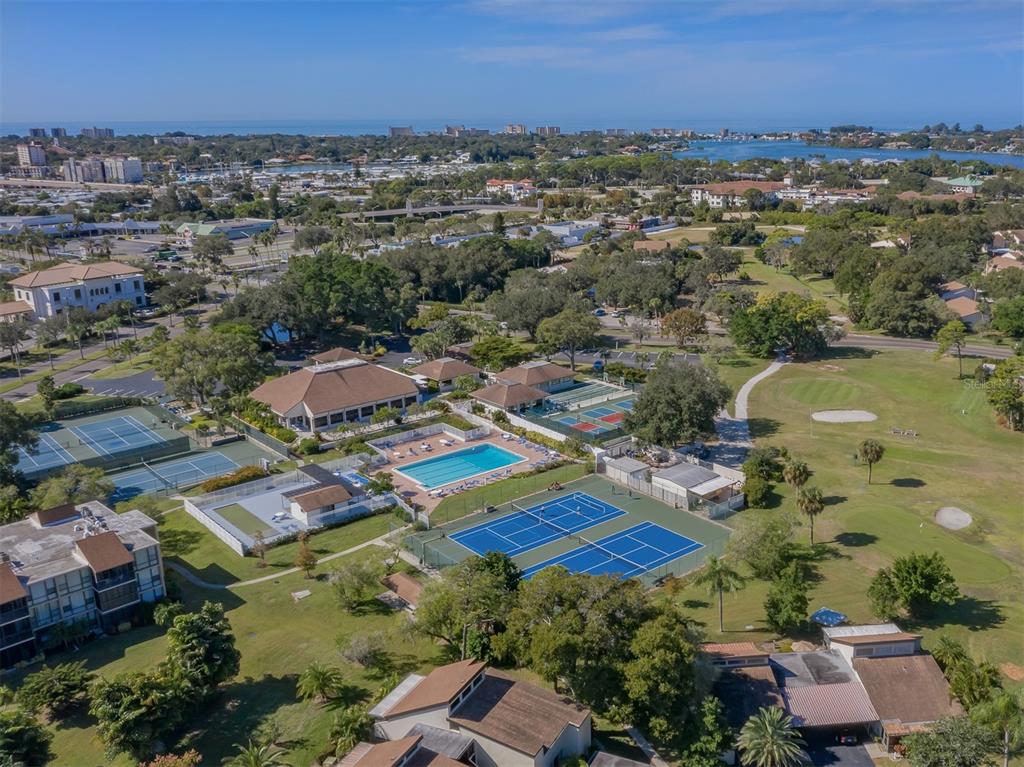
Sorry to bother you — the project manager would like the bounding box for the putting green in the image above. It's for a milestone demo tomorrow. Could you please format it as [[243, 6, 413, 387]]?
[[783, 378, 862, 406]]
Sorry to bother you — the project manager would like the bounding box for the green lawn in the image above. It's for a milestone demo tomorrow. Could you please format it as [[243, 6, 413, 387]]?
[[159, 509, 398, 585], [213, 502, 275, 537], [87, 351, 156, 380], [733, 252, 846, 316], [667, 348, 1023, 683], [40, 548, 444, 766]]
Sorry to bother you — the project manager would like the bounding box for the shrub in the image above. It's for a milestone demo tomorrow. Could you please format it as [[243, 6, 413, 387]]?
[[602, 361, 647, 383], [340, 632, 387, 668], [198, 464, 268, 492], [54, 382, 85, 400], [742, 446, 784, 481], [296, 437, 321, 455], [743, 475, 771, 508], [236, 398, 297, 443], [492, 410, 510, 426], [15, 661, 94, 718]]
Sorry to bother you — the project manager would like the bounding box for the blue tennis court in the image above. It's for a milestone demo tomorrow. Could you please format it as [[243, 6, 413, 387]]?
[[450, 491, 626, 557], [110, 452, 239, 502], [522, 521, 704, 580], [17, 433, 76, 473], [68, 415, 165, 457]]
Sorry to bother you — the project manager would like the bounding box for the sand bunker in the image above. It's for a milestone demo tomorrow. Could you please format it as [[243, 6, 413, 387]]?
[[935, 507, 972, 530], [811, 410, 878, 423]]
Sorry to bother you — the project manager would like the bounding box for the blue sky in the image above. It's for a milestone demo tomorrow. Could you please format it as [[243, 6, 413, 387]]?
[[1, 0, 1022, 129]]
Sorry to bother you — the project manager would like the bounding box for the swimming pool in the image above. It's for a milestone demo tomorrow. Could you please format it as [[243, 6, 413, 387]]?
[[395, 443, 525, 489]]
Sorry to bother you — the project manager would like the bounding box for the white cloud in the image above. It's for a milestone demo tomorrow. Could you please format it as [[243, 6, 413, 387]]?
[[460, 0, 646, 25]]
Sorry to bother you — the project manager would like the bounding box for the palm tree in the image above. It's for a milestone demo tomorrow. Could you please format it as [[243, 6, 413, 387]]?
[[931, 635, 968, 671], [738, 706, 808, 767], [296, 662, 344, 705], [692, 555, 746, 633], [857, 439, 885, 484], [972, 690, 1024, 767], [329, 705, 373, 757], [222, 739, 291, 767], [795, 486, 825, 545], [782, 460, 810, 490]]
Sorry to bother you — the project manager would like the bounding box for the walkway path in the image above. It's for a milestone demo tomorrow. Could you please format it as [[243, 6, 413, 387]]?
[[707, 356, 788, 468], [165, 527, 406, 591]]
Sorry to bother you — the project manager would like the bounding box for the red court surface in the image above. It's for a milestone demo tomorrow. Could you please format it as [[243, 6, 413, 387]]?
[[572, 422, 598, 432], [599, 412, 625, 424]]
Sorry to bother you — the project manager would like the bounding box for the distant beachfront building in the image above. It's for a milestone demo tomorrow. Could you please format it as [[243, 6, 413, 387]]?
[[535, 126, 561, 136], [16, 142, 46, 167], [389, 126, 414, 137], [504, 123, 527, 134]]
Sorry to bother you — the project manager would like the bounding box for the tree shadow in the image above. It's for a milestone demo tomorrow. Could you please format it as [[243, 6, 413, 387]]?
[[158, 527, 204, 558], [324, 682, 370, 710], [683, 599, 711, 610], [822, 495, 847, 506], [821, 346, 878, 360], [748, 417, 782, 439], [906, 596, 1006, 633], [833, 532, 878, 548], [174, 673, 312, 762], [890, 477, 926, 488]]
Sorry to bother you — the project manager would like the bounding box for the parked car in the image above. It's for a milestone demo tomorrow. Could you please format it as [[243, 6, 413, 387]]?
[[592, 308, 606, 316], [403, 356, 423, 365], [836, 733, 858, 746]]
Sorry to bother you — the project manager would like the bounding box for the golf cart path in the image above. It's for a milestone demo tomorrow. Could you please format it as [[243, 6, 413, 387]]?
[[708, 356, 789, 468], [165, 528, 402, 590]]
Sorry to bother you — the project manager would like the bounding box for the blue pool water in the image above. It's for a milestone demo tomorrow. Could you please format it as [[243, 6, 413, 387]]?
[[396, 444, 524, 488]]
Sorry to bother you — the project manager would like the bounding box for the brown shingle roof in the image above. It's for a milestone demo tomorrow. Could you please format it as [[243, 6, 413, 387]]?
[[292, 483, 352, 512], [351, 735, 419, 766], [9, 261, 143, 288], [497, 361, 573, 386], [713, 665, 783, 729], [385, 659, 486, 717], [695, 181, 787, 195], [470, 381, 546, 409], [702, 642, 769, 660], [74, 531, 133, 573], [382, 572, 423, 608], [945, 296, 980, 317], [30, 504, 79, 527], [0, 300, 32, 317], [633, 239, 671, 252], [250, 360, 418, 416], [829, 632, 920, 646], [448, 669, 590, 757], [854, 655, 962, 725], [310, 347, 370, 364], [0, 563, 28, 606], [410, 357, 482, 381], [350, 735, 463, 767]]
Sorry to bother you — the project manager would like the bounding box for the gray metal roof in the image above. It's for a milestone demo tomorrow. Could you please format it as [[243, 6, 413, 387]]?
[[409, 723, 475, 758], [653, 462, 717, 488], [605, 456, 648, 474]]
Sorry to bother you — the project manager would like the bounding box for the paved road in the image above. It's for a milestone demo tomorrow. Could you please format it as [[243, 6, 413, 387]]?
[[706, 357, 788, 469], [804, 734, 873, 767], [82, 370, 165, 398], [340, 203, 540, 219], [835, 334, 1015, 359]]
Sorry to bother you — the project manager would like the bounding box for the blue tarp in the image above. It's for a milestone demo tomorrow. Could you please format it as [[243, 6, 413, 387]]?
[[811, 607, 847, 627]]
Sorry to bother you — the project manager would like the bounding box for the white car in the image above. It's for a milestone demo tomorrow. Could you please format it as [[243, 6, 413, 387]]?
[[403, 356, 423, 365]]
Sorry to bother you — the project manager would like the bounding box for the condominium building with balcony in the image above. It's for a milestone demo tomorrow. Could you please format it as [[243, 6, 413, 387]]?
[[0, 501, 164, 668]]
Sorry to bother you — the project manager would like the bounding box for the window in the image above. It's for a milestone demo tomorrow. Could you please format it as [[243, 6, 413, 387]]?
[[114, 283, 122, 293], [74, 288, 82, 299], [133, 280, 140, 290], [52, 291, 61, 301]]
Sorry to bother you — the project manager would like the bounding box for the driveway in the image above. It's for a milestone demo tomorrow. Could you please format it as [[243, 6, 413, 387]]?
[[804, 734, 873, 767]]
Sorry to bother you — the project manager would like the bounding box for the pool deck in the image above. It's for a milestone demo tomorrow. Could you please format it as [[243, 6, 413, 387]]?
[[378, 433, 560, 513]]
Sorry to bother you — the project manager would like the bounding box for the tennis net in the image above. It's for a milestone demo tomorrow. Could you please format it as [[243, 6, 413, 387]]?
[[512, 501, 576, 542], [142, 461, 173, 489], [574, 531, 648, 577]]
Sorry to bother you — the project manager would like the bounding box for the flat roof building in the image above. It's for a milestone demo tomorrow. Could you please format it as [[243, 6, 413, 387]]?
[[0, 501, 164, 668]]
